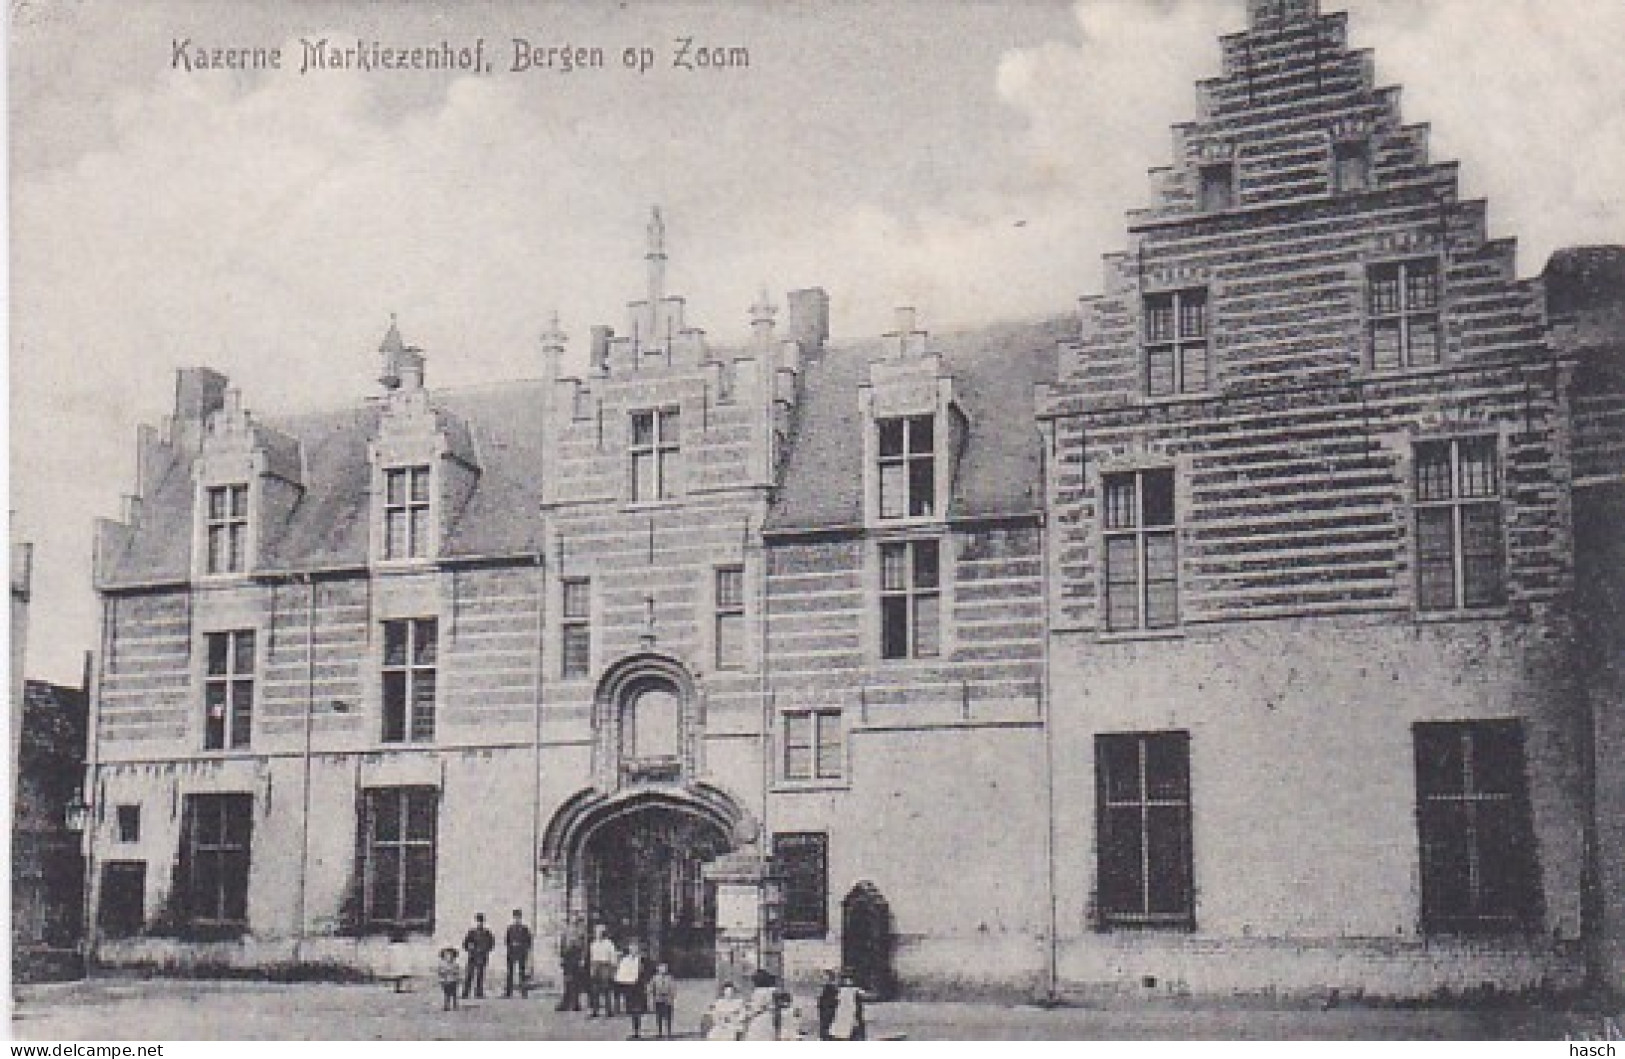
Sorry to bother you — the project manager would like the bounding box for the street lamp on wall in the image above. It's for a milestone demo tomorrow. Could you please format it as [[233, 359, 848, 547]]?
[[63, 791, 91, 833]]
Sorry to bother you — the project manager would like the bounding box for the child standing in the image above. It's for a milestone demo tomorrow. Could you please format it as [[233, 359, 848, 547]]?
[[649, 962, 676, 1039], [437, 947, 462, 1011]]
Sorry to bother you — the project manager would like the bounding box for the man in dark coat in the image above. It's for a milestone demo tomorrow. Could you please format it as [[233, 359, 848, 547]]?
[[461, 912, 496, 999], [503, 909, 534, 998], [556, 930, 586, 1012]]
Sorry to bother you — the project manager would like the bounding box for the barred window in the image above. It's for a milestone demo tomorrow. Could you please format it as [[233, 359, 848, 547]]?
[[204, 630, 255, 750], [561, 578, 591, 679], [784, 709, 842, 782], [1370, 260, 1441, 370], [383, 466, 432, 560], [1144, 290, 1209, 398], [880, 540, 940, 659], [715, 566, 745, 670], [359, 786, 438, 933], [382, 618, 437, 743], [1096, 732, 1194, 927], [1414, 721, 1540, 933], [1102, 469, 1178, 631], [1415, 438, 1504, 611], [205, 484, 249, 574]]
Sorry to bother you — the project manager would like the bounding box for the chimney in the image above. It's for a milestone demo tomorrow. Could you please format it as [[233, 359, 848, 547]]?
[[174, 367, 229, 423], [541, 311, 568, 375], [589, 326, 614, 375], [785, 288, 830, 350]]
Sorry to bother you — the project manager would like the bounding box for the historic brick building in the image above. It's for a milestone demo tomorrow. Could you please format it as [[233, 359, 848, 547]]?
[[82, 0, 1623, 997]]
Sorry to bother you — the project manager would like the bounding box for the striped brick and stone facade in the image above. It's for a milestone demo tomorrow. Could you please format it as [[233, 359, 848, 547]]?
[[80, 0, 1623, 998]]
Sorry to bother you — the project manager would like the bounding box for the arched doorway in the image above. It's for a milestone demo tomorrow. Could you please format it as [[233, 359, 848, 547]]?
[[581, 804, 729, 977], [542, 784, 755, 980]]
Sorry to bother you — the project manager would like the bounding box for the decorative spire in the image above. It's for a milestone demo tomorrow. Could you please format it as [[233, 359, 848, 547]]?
[[647, 206, 666, 259], [541, 310, 568, 352], [646, 206, 667, 312], [378, 313, 405, 390], [749, 287, 778, 345]]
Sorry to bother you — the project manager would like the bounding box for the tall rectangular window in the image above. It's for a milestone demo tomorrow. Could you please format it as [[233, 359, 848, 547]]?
[[382, 618, 437, 743], [630, 408, 681, 501], [1333, 139, 1372, 193], [877, 414, 936, 519], [383, 465, 432, 560], [1096, 732, 1193, 927], [783, 709, 843, 782], [205, 484, 249, 574], [1144, 290, 1209, 398], [1415, 438, 1504, 611], [178, 793, 253, 930], [773, 832, 829, 939], [1369, 259, 1441, 370], [359, 786, 438, 933], [203, 629, 255, 750], [879, 539, 940, 659], [1102, 469, 1178, 631], [561, 578, 592, 679], [116, 805, 142, 844], [1198, 162, 1234, 212], [715, 566, 745, 670], [1414, 721, 1540, 933]]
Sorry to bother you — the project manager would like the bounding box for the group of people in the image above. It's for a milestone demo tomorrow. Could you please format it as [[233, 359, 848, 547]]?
[[433, 915, 872, 1040], [555, 923, 678, 1039], [700, 968, 870, 1041], [435, 909, 538, 1010]]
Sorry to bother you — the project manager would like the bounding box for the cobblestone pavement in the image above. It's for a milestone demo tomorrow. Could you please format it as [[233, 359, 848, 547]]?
[[9, 976, 1613, 1041]]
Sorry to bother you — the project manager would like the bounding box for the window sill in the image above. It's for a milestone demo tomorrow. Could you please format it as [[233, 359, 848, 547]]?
[[196, 571, 253, 585], [621, 498, 685, 512], [374, 558, 437, 571], [1139, 391, 1212, 407], [197, 746, 257, 757], [1413, 606, 1513, 625], [873, 654, 950, 668], [1095, 627, 1185, 644], [772, 778, 849, 794], [867, 515, 945, 532]]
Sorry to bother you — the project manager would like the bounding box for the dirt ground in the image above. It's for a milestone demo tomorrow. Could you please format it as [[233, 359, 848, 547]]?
[[10, 975, 1619, 1041]]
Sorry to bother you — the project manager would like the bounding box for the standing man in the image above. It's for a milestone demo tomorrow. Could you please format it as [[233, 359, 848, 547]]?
[[556, 928, 586, 1012], [461, 912, 496, 1000], [503, 909, 533, 998], [586, 922, 619, 1017]]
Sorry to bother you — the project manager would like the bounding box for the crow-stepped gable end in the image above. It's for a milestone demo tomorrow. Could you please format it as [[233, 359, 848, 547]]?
[[81, 7, 1625, 999]]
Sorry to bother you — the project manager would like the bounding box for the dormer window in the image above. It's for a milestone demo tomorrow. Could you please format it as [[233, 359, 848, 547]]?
[[877, 415, 935, 519], [204, 484, 249, 574], [1198, 162, 1234, 212], [383, 465, 432, 560], [630, 408, 680, 501]]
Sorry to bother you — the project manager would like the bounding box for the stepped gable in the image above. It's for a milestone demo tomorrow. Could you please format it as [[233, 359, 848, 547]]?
[[1055, 0, 1541, 403], [765, 317, 1067, 534]]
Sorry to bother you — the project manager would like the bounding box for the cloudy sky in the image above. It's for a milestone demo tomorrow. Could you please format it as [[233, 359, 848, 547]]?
[[10, 0, 1624, 684]]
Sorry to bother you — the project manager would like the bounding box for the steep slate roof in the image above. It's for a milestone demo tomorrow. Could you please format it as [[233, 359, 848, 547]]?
[[100, 380, 550, 585], [765, 317, 1071, 533]]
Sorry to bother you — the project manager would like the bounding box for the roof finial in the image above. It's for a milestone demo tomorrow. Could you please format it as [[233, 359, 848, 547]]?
[[647, 206, 665, 260]]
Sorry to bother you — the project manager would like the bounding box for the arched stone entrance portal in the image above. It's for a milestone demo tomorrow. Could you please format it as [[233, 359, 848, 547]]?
[[541, 784, 755, 979]]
